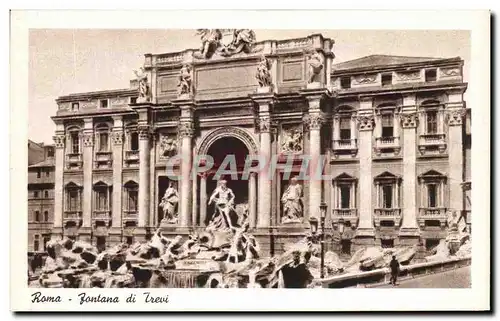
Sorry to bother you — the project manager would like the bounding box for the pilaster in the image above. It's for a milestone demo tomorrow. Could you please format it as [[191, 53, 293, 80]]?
[[52, 122, 65, 239], [400, 93, 420, 238], [81, 118, 94, 231], [447, 107, 467, 214], [355, 97, 375, 237], [110, 116, 124, 237]]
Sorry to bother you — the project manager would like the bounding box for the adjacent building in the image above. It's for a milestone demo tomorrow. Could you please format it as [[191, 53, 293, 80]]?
[[49, 32, 470, 255], [28, 142, 55, 253]]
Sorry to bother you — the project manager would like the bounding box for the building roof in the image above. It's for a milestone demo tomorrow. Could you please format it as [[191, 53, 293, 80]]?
[[28, 158, 55, 168], [332, 54, 459, 72]]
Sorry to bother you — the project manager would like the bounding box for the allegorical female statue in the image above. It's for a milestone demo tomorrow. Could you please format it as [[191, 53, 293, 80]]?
[[207, 180, 236, 230], [177, 64, 192, 97], [159, 182, 179, 223], [281, 176, 304, 223], [255, 56, 273, 88], [306, 50, 324, 84], [133, 67, 150, 102]]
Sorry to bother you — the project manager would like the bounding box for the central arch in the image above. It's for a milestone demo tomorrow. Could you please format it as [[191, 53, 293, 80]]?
[[195, 127, 259, 227]]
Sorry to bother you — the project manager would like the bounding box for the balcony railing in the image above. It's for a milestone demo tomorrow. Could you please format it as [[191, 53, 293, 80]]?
[[419, 133, 446, 146], [124, 150, 139, 166], [63, 211, 82, 224], [418, 207, 447, 228], [65, 153, 83, 169], [92, 210, 111, 220], [332, 208, 358, 227], [332, 208, 357, 217], [333, 139, 357, 150], [375, 136, 400, 147], [94, 151, 112, 168], [373, 208, 402, 227], [122, 210, 138, 225]]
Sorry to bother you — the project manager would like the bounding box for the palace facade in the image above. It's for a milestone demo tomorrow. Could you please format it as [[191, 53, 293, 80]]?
[[28, 141, 55, 253], [50, 32, 470, 255]]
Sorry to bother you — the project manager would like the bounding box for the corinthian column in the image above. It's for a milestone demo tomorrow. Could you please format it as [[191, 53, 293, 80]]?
[[138, 124, 151, 228], [52, 125, 65, 239], [305, 112, 325, 220], [179, 118, 194, 227]]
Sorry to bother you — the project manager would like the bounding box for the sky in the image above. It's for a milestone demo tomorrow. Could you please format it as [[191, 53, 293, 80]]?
[[29, 29, 470, 144]]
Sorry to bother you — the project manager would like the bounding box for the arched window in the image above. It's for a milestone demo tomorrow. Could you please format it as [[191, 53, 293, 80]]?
[[34, 211, 40, 222]]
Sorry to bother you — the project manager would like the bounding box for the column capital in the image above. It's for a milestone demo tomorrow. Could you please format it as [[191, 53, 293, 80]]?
[[446, 108, 467, 126], [257, 116, 274, 133], [138, 124, 152, 140], [81, 131, 94, 147], [356, 114, 375, 131], [400, 113, 419, 129], [111, 130, 124, 145], [304, 112, 326, 130], [178, 120, 195, 138], [53, 133, 66, 149]]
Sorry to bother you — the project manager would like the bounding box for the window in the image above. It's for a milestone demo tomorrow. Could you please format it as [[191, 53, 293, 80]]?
[[426, 111, 438, 134], [34, 211, 40, 222], [71, 102, 79, 111], [339, 117, 351, 140], [126, 236, 134, 245], [381, 239, 394, 248], [47, 147, 54, 157], [382, 185, 393, 208], [33, 191, 39, 198], [130, 97, 138, 104], [98, 132, 109, 152], [340, 240, 351, 255], [381, 74, 392, 86], [427, 184, 437, 208], [425, 69, 437, 82], [67, 188, 80, 211], [44, 191, 49, 198], [425, 239, 440, 251], [44, 211, 49, 222], [36, 169, 41, 178], [99, 99, 109, 108], [43, 236, 51, 251], [33, 235, 40, 252], [130, 132, 139, 151], [45, 169, 50, 177], [70, 132, 80, 154], [340, 77, 351, 89], [128, 190, 138, 212], [381, 114, 394, 137], [94, 184, 109, 211], [340, 185, 350, 209]]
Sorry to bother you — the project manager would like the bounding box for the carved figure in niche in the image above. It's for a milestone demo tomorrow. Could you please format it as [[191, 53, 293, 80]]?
[[281, 126, 303, 153], [194, 29, 223, 59], [306, 50, 324, 84], [281, 176, 304, 224], [255, 56, 273, 88], [207, 180, 236, 231], [133, 67, 150, 101], [160, 182, 179, 223], [160, 135, 178, 158], [177, 64, 192, 97]]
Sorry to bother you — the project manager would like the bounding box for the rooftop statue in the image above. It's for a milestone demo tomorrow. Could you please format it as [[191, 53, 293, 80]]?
[[306, 50, 324, 84], [193, 29, 257, 59], [177, 64, 193, 97], [255, 56, 273, 88], [133, 67, 150, 102]]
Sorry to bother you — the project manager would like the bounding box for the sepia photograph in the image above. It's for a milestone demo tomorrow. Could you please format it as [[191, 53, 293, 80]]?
[[10, 9, 490, 312]]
